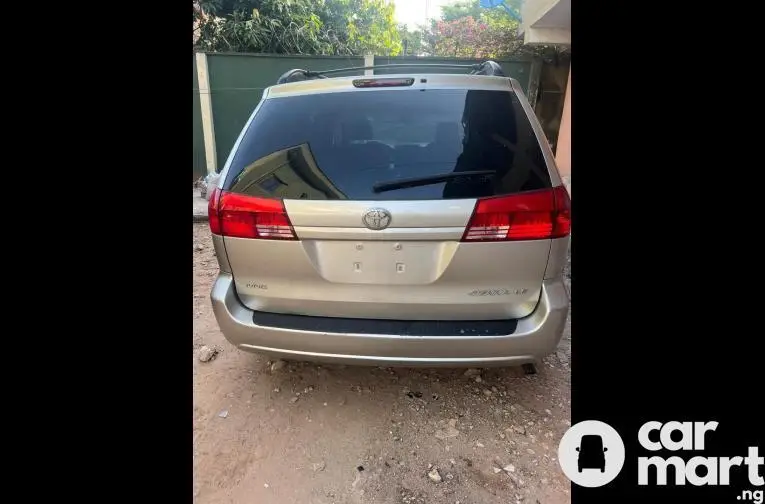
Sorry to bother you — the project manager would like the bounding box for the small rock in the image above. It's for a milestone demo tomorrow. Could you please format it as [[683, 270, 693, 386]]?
[[273, 387, 280, 393], [541, 478, 548, 484], [526, 448, 535, 455], [491, 386, 498, 393], [450, 459, 456, 465], [289, 397, 299, 403], [483, 389, 492, 396], [312, 461, 326, 472], [427, 467, 442, 483], [503, 464, 516, 473], [510, 425, 526, 435], [270, 360, 287, 372], [264, 483, 269, 488], [499, 433, 506, 440], [445, 473, 454, 480], [545, 409, 552, 415], [493, 467, 503, 474], [474, 376, 482, 383], [218, 410, 228, 418], [435, 419, 460, 440], [198, 345, 218, 363], [194, 244, 204, 251], [464, 368, 481, 377], [476, 442, 485, 448]]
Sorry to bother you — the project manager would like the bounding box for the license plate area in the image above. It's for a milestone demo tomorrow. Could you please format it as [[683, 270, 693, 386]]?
[[302, 240, 458, 285]]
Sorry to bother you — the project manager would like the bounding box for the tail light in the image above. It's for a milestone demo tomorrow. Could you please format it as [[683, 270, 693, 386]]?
[[208, 189, 296, 240], [352, 77, 415, 88], [462, 186, 571, 242]]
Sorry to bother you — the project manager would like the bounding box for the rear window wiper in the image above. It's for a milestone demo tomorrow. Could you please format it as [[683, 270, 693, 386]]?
[[372, 170, 496, 193]]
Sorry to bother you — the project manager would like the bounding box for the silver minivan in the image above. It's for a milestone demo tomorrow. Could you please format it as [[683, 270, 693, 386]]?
[[209, 62, 570, 367]]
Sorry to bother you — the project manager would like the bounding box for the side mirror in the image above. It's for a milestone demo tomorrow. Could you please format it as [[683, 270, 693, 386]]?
[[575, 447, 579, 452], [603, 447, 608, 452]]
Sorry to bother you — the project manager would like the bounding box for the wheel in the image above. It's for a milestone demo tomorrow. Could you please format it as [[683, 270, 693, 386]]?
[[578, 464, 582, 473], [600, 467, 605, 472]]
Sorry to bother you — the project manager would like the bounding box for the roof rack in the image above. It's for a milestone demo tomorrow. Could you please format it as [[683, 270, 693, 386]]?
[[275, 60, 506, 84]]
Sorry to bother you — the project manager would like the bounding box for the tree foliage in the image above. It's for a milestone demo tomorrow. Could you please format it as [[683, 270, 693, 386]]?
[[401, 0, 569, 64], [440, 0, 484, 22], [397, 23, 425, 56], [194, 0, 402, 56]]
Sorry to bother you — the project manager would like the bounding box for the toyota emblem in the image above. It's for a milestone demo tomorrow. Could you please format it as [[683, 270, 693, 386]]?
[[362, 208, 392, 231]]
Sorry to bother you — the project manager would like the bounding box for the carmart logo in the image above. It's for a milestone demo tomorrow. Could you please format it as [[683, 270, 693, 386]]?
[[637, 421, 763, 487], [558, 420, 764, 493]]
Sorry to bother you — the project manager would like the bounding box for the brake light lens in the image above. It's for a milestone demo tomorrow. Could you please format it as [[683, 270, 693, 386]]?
[[462, 186, 571, 242], [208, 190, 296, 240], [352, 78, 415, 88]]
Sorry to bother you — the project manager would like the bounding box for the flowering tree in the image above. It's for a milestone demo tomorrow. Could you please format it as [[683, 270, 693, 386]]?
[[428, 16, 522, 59], [399, 0, 568, 63]]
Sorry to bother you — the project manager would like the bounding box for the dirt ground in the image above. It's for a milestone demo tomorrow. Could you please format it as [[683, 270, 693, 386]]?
[[193, 223, 572, 504]]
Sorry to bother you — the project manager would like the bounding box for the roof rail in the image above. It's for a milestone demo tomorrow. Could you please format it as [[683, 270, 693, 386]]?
[[275, 60, 506, 84]]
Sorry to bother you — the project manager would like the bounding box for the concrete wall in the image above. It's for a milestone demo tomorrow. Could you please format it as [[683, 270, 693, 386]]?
[[555, 69, 571, 177], [192, 55, 207, 180], [520, 0, 571, 45]]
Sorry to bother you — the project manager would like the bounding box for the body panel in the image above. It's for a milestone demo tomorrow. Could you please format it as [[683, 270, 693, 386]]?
[[224, 237, 550, 319], [211, 273, 569, 366]]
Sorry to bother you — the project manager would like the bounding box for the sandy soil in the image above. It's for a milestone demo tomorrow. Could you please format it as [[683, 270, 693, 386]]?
[[193, 223, 572, 504]]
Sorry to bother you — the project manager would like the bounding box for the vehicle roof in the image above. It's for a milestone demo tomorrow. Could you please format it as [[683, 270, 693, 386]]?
[[264, 74, 519, 99]]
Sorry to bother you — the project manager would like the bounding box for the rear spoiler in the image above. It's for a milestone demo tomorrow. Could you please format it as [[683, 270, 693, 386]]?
[[276, 60, 506, 85]]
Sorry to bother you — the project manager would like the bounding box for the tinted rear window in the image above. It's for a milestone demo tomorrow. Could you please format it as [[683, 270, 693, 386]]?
[[224, 89, 551, 200]]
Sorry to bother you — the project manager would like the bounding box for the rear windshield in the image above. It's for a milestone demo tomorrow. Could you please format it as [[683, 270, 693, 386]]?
[[223, 89, 552, 200]]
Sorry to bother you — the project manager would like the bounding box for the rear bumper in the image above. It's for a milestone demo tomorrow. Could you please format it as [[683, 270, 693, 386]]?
[[210, 274, 569, 367]]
